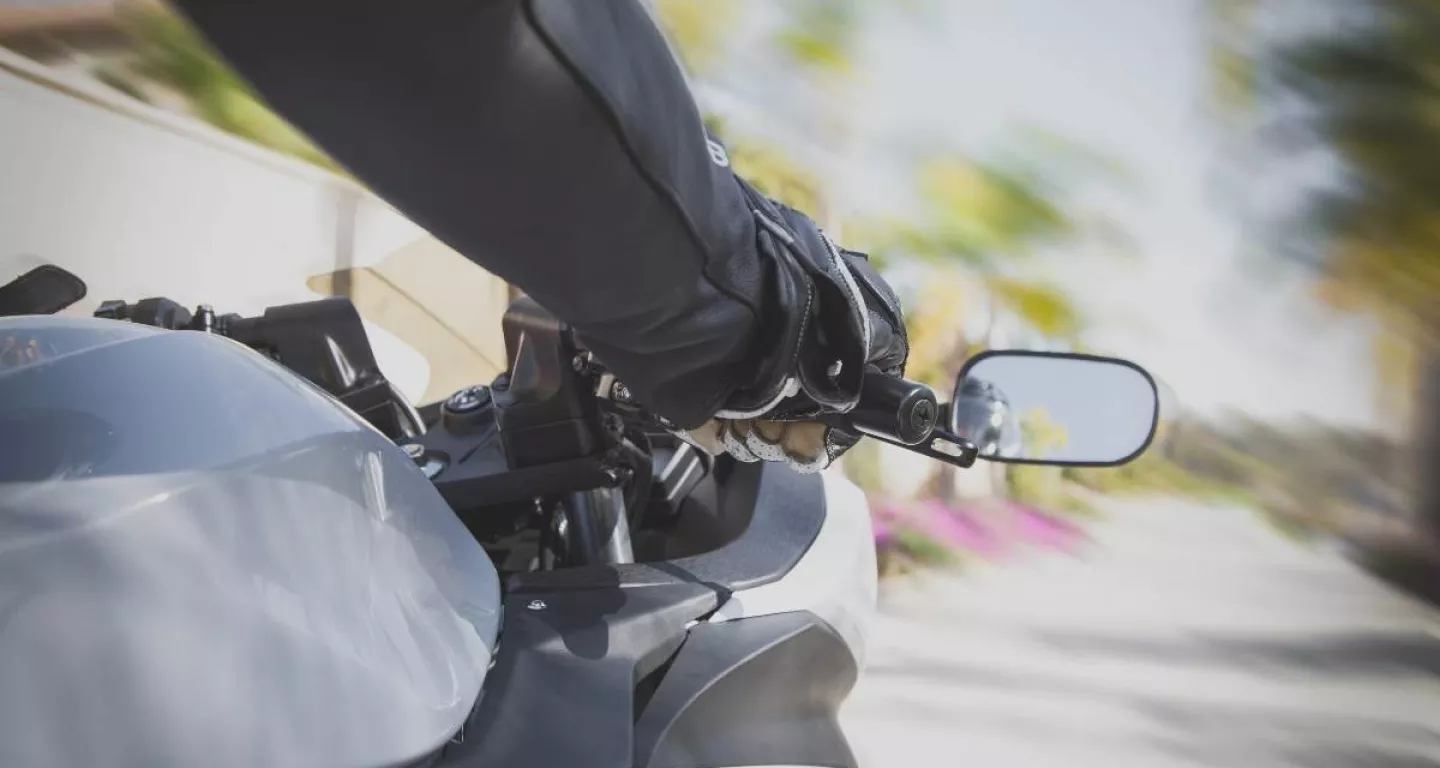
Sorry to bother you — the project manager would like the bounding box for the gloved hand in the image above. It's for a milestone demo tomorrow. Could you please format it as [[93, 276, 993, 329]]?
[[674, 176, 909, 473], [678, 419, 835, 473]]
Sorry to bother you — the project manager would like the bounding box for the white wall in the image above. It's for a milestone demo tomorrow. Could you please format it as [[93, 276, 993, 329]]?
[[0, 48, 489, 402]]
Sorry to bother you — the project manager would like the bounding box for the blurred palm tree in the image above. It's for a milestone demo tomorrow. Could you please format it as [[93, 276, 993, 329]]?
[[657, 0, 1103, 355], [655, 0, 1124, 508], [1211, 0, 1440, 538], [851, 148, 1100, 388], [859, 148, 1110, 504]]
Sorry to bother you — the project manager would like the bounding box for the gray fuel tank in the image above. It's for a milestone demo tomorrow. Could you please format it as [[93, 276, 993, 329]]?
[[0, 317, 500, 768]]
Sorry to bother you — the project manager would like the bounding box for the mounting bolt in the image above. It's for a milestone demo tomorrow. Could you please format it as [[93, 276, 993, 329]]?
[[572, 354, 589, 374], [526, 599, 547, 612], [911, 399, 937, 433], [193, 304, 216, 333], [446, 385, 490, 413], [602, 466, 633, 487], [603, 412, 625, 437], [611, 381, 632, 403]]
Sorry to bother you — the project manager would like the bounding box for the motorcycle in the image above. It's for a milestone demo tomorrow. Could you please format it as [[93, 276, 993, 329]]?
[[0, 263, 1160, 768]]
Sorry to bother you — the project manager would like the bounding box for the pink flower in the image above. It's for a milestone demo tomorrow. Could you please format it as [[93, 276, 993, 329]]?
[[872, 516, 896, 548], [917, 501, 1006, 557], [1003, 502, 1087, 552]]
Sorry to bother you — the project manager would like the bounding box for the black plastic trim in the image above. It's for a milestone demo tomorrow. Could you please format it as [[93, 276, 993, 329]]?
[[0, 264, 87, 316], [636, 611, 860, 768], [443, 582, 720, 767], [431, 462, 835, 768], [440, 610, 858, 768], [506, 460, 825, 594]]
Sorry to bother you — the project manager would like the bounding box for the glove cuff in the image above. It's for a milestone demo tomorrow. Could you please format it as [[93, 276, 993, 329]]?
[[717, 177, 872, 420]]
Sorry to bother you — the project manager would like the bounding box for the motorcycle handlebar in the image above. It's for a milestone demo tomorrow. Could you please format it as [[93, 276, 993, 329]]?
[[93, 293, 950, 456], [835, 372, 939, 446]]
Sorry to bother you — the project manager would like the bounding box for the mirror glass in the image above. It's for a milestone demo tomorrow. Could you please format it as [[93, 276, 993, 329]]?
[[951, 352, 1158, 466]]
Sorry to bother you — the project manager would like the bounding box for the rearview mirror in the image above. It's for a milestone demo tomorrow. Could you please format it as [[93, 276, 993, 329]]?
[[0, 262, 87, 317], [952, 350, 1159, 466]]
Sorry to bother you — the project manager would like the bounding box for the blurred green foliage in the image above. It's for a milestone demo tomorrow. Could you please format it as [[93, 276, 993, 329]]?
[[1006, 465, 1066, 510], [1019, 405, 1069, 457], [1003, 406, 1081, 514], [1265, 5, 1440, 330], [876, 524, 962, 579], [891, 525, 962, 567], [656, 0, 924, 81], [1072, 412, 1410, 540], [702, 116, 825, 214], [772, 1, 861, 78], [1065, 452, 1251, 504], [860, 155, 1077, 266], [652, 0, 746, 75], [1205, 0, 1259, 116], [657, 0, 1112, 406], [985, 278, 1083, 339], [98, 7, 336, 170], [849, 146, 1113, 389], [768, 0, 934, 82], [1213, 0, 1440, 536]]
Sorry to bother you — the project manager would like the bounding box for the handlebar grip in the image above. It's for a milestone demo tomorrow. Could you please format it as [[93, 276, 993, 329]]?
[[842, 373, 939, 446]]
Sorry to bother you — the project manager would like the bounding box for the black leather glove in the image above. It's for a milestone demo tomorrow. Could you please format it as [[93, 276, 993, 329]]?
[[677, 176, 910, 472]]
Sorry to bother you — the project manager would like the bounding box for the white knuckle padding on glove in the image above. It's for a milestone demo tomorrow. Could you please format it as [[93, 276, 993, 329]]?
[[678, 419, 831, 474]]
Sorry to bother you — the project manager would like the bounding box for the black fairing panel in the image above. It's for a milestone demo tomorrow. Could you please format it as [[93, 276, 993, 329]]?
[[637, 612, 860, 768], [442, 611, 857, 768], [507, 460, 824, 594], [449, 583, 720, 767], [437, 463, 845, 768]]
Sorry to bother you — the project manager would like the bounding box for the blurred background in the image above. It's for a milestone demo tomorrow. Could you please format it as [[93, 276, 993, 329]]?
[[3, 0, 1439, 765]]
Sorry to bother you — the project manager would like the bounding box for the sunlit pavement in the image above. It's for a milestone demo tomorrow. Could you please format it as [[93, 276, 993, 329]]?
[[841, 497, 1440, 767]]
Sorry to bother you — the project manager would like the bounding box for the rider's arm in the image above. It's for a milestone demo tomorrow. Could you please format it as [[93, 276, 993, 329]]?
[[168, 0, 765, 430]]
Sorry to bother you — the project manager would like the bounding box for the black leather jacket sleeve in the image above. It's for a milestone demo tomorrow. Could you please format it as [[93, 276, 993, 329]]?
[[169, 0, 774, 429]]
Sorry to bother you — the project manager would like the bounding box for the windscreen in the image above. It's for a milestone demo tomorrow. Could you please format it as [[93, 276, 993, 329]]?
[[0, 316, 500, 768]]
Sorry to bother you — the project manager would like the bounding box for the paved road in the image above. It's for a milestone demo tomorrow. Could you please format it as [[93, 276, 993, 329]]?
[[841, 497, 1440, 767]]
